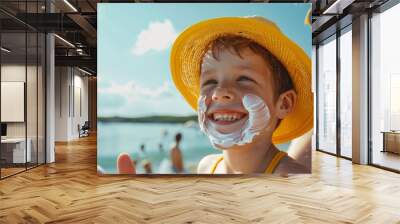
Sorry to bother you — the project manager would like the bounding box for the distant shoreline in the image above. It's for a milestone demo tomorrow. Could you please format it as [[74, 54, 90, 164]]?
[[98, 115, 198, 124]]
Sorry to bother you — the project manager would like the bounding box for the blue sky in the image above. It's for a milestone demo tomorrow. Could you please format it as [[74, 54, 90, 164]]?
[[98, 3, 311, 118]]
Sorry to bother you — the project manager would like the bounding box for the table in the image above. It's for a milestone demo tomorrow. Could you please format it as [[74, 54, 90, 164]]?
[[381, 131, 400, 154]]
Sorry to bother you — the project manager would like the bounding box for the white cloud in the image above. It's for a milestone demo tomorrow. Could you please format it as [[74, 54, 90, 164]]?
[[98, 79, 194, 117], [132, 19, 178, 55], [98, 80, 173, 103]]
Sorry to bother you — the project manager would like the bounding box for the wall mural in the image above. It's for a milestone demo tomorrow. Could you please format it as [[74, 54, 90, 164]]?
[[97, 3, 312, 175]]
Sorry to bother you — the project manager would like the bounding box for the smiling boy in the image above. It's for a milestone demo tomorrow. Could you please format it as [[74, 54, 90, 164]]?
[[170, 17, 313, 174]]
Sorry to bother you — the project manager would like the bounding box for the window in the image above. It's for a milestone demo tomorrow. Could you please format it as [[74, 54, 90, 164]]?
[[317, 35, 337, 154], [371, 2, 400, 171], [339, 28, 352, 158], [0, 1, 47, 179]]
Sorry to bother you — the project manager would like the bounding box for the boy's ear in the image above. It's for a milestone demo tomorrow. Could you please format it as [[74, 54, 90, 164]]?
[[275, 90, 297, 119]]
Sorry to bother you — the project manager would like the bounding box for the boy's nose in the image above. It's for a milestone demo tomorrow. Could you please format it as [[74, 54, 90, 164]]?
[[212, 87, 234, 103]]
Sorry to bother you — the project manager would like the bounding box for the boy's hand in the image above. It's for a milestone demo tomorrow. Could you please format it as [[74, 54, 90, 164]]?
[[117, 153, 136, 174], [97, 165, 106, 175]]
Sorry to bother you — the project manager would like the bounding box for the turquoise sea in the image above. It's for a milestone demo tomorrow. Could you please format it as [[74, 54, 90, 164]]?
[[97, 122, 290, 174], [97, 122, 215, 174]]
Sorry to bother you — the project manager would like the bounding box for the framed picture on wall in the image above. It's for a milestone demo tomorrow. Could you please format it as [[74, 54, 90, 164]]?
[[97, 3, 313, 175], [1, 81, 25, 123]]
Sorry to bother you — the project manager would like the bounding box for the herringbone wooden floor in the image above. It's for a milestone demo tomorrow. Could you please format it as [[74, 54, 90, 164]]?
[[1, 134, 400, 224]]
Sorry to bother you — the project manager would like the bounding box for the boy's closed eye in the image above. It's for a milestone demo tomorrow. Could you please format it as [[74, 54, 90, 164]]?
[[201, 75, 257, 88], [201, 79, 218, 87], [236, 75, 257, 84]]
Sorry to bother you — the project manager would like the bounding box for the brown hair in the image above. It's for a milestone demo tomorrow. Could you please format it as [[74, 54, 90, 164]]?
[[205, 35, 294, 100], [175, 132, 182, 143]]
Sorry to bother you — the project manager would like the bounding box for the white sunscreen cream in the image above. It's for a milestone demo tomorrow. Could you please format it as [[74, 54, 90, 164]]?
[[198, 94, 270, 149]]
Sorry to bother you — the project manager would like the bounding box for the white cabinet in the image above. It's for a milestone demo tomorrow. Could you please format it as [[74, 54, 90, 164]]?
[[1, 138, 31, 163]]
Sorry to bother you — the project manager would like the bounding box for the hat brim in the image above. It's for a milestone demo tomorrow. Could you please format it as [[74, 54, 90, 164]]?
[[170, 17, 313, 144]]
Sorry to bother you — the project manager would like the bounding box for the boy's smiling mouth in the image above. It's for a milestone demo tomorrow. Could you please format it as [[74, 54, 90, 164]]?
[[207, 110, 248, 126], [197, 94, 271, 148]]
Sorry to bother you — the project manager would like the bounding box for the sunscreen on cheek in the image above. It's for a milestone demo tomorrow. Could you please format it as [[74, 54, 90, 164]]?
[[240, 94, 271, 142], [197, 94, 270, 149], [198, 95, 208, 133]]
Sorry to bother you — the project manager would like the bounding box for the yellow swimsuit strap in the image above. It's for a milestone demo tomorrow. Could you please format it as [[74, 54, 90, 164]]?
[[210, 151, 287, 174], [265, 151, 287, 174], [210, 156, 224, 174]]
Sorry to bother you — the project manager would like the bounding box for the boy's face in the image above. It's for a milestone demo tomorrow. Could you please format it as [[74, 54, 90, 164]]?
[[200, 47, 280, 136]]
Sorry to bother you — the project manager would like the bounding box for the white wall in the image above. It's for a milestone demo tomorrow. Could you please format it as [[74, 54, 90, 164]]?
[[1, 63, 46, 164], [55, 66, 69, 141], [1, 65, 42, 138], [72, 73, 89, 138], [1, 65, 26, 130], [55, 67, 89, 141]]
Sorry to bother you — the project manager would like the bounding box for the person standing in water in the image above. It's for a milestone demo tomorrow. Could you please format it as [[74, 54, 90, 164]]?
[[170, 133, 184, 173]]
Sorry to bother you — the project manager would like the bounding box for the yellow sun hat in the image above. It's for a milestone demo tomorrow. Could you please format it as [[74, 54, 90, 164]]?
[[304, 8, 312, 26], [170, 16, 313, 144]]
